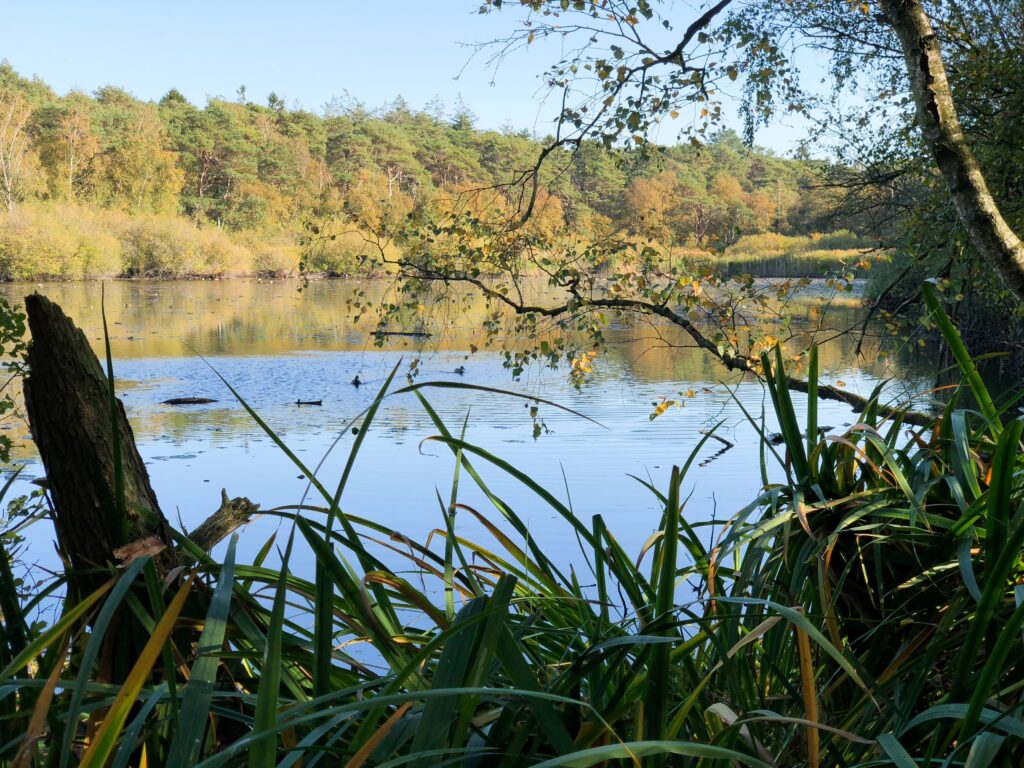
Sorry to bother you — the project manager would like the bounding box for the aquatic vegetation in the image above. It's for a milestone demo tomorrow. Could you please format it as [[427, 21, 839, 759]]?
[[0, 285, 1021, 766]]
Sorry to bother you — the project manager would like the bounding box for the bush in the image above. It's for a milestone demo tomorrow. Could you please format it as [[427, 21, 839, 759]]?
[[119, 216, 251, 277], [0, 203, 301, 279], [719, 230, 872, 277], [809, 228, 863, 250], [0, 204, 122, 280], [302, 228, 374, 275], [724, 231, 811, 258]]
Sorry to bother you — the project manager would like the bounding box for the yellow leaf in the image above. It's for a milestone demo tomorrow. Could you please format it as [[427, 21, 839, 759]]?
[[669, 110, 679, 119]]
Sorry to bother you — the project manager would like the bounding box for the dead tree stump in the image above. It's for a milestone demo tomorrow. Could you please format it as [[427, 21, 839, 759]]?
[[23, 294, 176, 595]]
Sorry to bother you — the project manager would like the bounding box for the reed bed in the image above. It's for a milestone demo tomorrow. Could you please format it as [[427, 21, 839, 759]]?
[[0, 282, 1021, 766]]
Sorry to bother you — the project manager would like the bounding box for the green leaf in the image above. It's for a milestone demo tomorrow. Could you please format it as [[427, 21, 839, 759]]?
[[167, 537, 238, 766]]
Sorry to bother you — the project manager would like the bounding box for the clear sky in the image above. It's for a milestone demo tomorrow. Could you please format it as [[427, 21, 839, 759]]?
[[3, 1, 809, 153]]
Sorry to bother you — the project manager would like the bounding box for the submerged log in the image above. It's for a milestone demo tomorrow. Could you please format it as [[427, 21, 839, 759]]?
[[375, 330, 432, 338]]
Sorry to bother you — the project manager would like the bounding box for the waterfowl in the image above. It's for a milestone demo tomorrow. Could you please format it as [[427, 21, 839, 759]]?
[[351, 375, 362, 387], [454, 366, 465, 375]]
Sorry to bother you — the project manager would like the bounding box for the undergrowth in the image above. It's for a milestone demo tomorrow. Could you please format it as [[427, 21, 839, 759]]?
[[0, 282, 1021, 766]]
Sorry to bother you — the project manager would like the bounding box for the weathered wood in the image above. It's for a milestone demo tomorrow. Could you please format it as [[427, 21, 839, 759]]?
[[187, 489, 260, 555], [23, 294, 175, 593], [23, 295, 261, 593], [376, 330, 431, 338]]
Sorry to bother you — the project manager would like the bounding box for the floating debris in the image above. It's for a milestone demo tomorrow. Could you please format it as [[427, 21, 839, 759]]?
[[163, 397, 217, 405], [376, 330, 431, 339]]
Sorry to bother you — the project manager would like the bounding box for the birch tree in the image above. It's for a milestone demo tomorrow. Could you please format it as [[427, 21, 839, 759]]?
[[0, 87, 40, 212]]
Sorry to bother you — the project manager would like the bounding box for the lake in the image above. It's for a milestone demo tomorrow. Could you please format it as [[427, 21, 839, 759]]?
[[0, 278, 934, 576]]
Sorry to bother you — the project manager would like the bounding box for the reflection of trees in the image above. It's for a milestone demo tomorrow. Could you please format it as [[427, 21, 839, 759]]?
[[1, 279, 931, 463], [2, 280, 501, 358], [599, 297, 926, 386], [2, 279, 929, 380]]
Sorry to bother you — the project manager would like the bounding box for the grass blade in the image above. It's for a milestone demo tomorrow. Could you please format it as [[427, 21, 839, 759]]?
[[80, 574, 196, 768], [166, 536, 239, 766], [249, 530, 296, 768]]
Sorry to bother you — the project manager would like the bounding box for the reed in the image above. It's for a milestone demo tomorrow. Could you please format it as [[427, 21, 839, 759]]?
[[0, 283, 1021, 766]]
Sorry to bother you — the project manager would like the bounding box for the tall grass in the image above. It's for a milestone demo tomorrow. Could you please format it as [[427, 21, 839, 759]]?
[[0, 283, 1021, 765], [0, 203, 303, 280], [719, 230, 875, 277]]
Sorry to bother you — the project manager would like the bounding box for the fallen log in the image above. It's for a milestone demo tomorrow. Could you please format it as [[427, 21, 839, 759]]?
[[163, 396, 218, 405]]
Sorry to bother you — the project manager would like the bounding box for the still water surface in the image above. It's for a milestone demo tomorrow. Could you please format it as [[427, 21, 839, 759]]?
[[1, 279, 933, 573]]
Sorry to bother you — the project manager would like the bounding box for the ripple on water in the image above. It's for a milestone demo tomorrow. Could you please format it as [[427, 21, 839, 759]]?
[[1, 280, 936, 577]]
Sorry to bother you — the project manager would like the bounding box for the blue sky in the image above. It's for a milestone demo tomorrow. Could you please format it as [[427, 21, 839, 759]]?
[[4, 1, 810, 153]]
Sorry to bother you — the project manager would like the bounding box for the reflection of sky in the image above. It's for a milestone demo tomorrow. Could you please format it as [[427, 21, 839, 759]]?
[[6, 342, 935, 586]]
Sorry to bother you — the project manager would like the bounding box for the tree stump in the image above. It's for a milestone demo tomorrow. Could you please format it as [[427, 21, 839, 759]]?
[[23, 294, 176, 596]]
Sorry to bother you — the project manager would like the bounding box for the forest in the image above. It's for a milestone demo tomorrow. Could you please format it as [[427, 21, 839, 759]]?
[[4, 0, 1024, 765], [0, 62, 868, 280]]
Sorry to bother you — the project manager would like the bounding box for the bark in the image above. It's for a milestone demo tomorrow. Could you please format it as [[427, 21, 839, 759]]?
[[23, 294, 260, 593], [23, 294, 176, 595], [880, 0, 1024, 302], [186, 490, 260, 556]]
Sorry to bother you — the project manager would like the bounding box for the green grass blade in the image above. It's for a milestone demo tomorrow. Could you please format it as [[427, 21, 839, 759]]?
[[0, 579, 112, 683], [167, 536, 239, 766], [645, 466, 682, 749], [984, 418, 1022, 585], [529, 741, 771, 767], [922, 281, 998, 430], [807, 344, 818, 469], [249, 529, 295, 768], [197, 353, 333, 503], [876, 733, 919, 768], [80, 575, 196, 768], [964, 732, 1005, 767], [109, 685, 168, 768], [409, 594, 491, 764], [58, 556, 151, 768]]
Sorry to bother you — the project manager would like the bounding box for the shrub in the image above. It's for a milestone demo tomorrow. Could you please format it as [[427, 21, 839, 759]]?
[[119, 216, 252, 277], [724, 231, 810, 257], [302, 228, 373, 275], [0, 204, 121, 280]]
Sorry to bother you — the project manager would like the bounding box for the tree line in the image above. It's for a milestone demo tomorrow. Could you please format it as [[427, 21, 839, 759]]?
[[0, 61, 868, 279]]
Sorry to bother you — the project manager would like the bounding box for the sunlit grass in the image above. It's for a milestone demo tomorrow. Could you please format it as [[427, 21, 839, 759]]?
[[0, 283, 1020, 765]]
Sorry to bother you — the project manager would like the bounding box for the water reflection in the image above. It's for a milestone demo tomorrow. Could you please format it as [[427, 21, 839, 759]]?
[[0, 279, 934, 574]]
